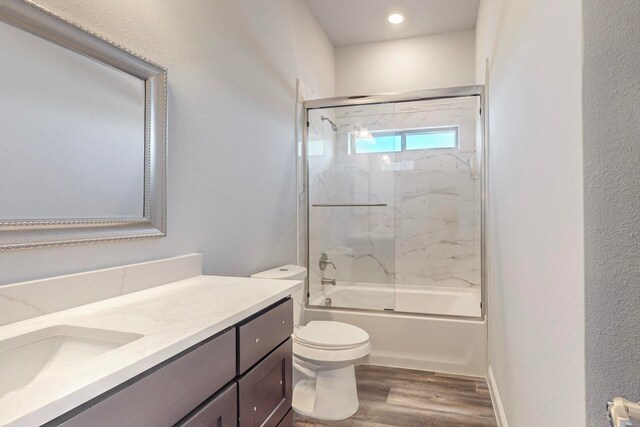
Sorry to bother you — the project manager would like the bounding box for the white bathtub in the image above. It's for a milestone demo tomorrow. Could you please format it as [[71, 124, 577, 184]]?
[[304, 283, 486, 377], [310, 283, 481, 317]]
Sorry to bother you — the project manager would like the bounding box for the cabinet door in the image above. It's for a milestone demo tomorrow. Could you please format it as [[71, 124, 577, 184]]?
[[237, 339, 292, 427], [176, 383, 237, 427]]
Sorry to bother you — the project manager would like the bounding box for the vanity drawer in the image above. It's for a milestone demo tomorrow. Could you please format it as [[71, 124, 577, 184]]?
[[237, 338, 292, 427], [237, 298, 292, 374], [176, 382, 238, 427], [57, 328, 236, 427]]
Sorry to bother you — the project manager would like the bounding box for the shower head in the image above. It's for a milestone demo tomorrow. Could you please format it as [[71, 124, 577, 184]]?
[[321, 115, 340, 132]]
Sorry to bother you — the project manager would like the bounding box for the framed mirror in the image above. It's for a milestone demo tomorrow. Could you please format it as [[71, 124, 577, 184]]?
[[0, 0, 167, 250]]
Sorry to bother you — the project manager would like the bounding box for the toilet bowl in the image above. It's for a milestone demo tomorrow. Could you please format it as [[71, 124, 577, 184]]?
[[251, 265, 371, 421], [291, 320, 371, 420]]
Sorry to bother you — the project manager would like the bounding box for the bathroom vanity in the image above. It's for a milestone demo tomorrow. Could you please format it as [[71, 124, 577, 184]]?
[[0, 255, 302, 427], [50, 299, 293, 427]]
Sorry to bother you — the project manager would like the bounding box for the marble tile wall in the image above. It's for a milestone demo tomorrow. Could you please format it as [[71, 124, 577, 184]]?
[[307, 107, 337, 288], [393, 99, 481, 288], [296, 81, 314, 273], [306, 97, 481, 302]]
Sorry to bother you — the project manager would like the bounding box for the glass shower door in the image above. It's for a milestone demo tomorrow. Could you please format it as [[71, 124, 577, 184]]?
[[391, 96, 482, 316], [306, 103, 397, 311], [303, 92, 483, 318]]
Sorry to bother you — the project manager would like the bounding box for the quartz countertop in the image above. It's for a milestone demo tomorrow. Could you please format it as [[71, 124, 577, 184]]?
[[0, 275, 302, 427]]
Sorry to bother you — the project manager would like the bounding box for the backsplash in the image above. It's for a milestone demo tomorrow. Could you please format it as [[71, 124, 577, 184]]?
[[0, 254, 202, 326]]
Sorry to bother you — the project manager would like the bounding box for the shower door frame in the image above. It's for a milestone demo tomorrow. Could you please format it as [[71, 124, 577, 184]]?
[[302, 85, 487, 321]]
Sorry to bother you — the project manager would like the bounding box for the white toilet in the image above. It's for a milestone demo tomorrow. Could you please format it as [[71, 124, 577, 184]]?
[[251, 265, 371, 421]]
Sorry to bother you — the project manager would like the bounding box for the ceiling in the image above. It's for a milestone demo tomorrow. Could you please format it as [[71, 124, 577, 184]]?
[[304, 0, 480, 47]]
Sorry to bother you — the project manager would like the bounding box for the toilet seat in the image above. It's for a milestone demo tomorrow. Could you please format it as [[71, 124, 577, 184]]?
[[294, 321, 369, 349], [293, 321, 371, 362]]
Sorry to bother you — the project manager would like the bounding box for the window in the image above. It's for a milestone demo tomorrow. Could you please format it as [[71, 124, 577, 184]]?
[[353, 131, 402, 154], [405, 128, 457, 150], [349, 126, 458, 154]]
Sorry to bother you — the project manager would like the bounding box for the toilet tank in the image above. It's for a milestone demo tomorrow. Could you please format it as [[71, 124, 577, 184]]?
[[252, 265, 306, 327], [250, 264, 307, 281]]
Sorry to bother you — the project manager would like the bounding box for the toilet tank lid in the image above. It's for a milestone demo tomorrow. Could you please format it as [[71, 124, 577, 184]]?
[[251, 264, 307, 280]]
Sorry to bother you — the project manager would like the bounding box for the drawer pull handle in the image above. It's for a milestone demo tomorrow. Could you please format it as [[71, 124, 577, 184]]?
[[253, 407, 257, 412], [279, 380, 283, 385], [281, 320, 286, 324], [255, 338, 260, 343]]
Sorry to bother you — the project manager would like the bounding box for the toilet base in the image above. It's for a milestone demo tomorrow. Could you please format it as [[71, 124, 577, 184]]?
[[292, 364, 359, 421]]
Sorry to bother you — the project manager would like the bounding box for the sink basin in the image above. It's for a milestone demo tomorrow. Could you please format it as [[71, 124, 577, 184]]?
[[0, 325, 142, 398]]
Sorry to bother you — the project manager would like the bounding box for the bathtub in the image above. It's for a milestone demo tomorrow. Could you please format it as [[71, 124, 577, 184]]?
[[310, 283, 481, 317], [304, 282, 486, 377]]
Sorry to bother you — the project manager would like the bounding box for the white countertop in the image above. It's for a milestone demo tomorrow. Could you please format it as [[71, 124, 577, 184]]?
[[0, 275, 302, 427]]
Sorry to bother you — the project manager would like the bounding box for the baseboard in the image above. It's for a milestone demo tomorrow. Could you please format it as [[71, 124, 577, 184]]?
[[364, 354, 485, 378], [487, 366, 508, 427]]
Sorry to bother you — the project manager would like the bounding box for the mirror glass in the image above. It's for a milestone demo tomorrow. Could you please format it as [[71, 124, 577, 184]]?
[[0, 0, 167, 250], [0, 20, 146, 220]]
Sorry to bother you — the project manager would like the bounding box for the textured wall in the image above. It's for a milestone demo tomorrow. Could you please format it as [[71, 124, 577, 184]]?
[[336, 30, 476, 96], [0, 0, 334, 285], [477, 0, 585, 425], [584, 1, 640, 425]]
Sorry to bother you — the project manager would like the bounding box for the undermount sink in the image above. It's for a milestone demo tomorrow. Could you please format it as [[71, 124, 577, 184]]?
[[0, 325, 142, 398]]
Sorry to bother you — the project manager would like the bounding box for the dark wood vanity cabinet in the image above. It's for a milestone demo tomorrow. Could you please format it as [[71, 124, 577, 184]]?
[[55, 329, 237, 427], [176, 383, 238, 427], [237, 339, 292, 427], [237, 299, 293, 374], [47, 298, 294, 427], [237, 299, 293, 427], [277, 410, 293, 427]]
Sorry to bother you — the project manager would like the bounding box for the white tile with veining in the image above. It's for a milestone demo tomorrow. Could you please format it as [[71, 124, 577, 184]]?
[[0, 254, 203, 326]]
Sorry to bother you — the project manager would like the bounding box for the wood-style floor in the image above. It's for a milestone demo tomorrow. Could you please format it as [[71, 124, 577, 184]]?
[[293, 365, 497, 427]]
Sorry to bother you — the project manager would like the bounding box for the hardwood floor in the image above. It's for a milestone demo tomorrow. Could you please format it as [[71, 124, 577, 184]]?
[[293, 365, 497, 427]]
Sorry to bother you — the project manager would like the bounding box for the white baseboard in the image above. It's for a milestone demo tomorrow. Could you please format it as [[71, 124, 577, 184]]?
[[488, 366, 508, 427]]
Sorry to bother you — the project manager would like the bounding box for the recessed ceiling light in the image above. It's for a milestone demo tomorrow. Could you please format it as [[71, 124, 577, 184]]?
[[387, 11, 405, 25]]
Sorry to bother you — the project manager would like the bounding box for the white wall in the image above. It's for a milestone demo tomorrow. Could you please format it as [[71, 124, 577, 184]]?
[[583, 1, 640, 425], [0, 0, 334, 286], [477, 0, 585, 425], [474, 0, 504, 84], [336, 30, 475, 96]]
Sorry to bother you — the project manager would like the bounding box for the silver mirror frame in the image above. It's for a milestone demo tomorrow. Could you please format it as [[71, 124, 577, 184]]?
[[0, 0, 167, 250]]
